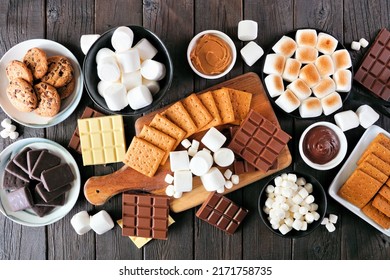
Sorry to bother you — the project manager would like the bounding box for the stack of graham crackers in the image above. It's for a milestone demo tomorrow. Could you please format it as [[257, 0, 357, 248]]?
[[123, 87, 253, 177], [338, 133, 390, 229]]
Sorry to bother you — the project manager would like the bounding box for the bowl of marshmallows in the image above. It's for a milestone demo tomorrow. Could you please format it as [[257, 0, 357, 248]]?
[[83, 25, 173, 116]]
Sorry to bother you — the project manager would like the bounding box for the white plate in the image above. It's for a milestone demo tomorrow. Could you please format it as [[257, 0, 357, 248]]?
[[328, 125, 390, 236], [0, 39, 83, 128], [0, 138, 80, 227]]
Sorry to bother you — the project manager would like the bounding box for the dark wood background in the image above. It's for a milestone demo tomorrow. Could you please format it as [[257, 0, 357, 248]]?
[[0, 0, 389, 260]]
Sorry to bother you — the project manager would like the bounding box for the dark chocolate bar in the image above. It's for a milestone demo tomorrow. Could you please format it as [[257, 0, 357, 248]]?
[[2, 171, 30, 191], [13, 147, 32, 174], [6, 186, 34, 212], [27, 149, 47, 178], [5, 159, 29, 182], [35, 182, 71, 203], [30, 151, 61, 181], [32, 187, 66, 206], [31, 205, 55, 217], [40, 164, 74, 192]]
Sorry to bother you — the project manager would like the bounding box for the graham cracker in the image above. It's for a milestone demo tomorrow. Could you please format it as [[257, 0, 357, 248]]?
[[372, 194, 390, 217], [362, 201, 390, 229], [225, 87, 253, 125], [212, 88, 235, 124], [198, 91, 223, 131], [375, 133, 390, 150], [162, 101, 197, 138], [379, 185, 390, 202], [138, 125, 176, 165], [182, 93, 213, 130], [123, 137, 164, 177], [358, 161, 388, 184], [358, 135, 390, 165], [149, 113, 186, 149], [358, 153, 390, 176], [338, 169, 382, 208]]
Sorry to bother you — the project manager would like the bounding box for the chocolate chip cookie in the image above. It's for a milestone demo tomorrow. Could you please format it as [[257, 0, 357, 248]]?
[[6, 78, 37, 112], [23, 47, 48, 79], [41, 56, 73, 88], [57, 77, 75, 99], [34, 82, 61, 117], [6, 60, 34, 84]]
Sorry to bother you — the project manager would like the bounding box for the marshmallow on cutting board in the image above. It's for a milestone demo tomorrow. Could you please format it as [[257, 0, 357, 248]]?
[[140, 59, 166, 81], [213, 148, 235, 167], [80, 34, 100, 55], [356, 105, 380, 128], [89, 210, 115, 235], [170, 150, 190, 172], [189, 150, 213, 176], [173, 170, 193, 193], [111, 26, 134, 52], [71, 211, 91, 235], [201, 127, 227, 152], [103, 83, 128, 111], [334, 110, 359, 132], [200, 167, 226, 192], [127, 85, 153, 110]]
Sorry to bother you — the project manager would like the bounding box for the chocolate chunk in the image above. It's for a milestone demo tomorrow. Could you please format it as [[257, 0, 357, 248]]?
[[27, 149, 47, 178], [32, 185, 66, 206], [40, 164, 74, 192], [35, 182, 71, 203], [31, 205, 55, 217], [2, 171, 30, 191], [5, 159, 30, 182], [13, 147, 32, 174], [30, 151, 61, 181], [6, 186, 34, 212]]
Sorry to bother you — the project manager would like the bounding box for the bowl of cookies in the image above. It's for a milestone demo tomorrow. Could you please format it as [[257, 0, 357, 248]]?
[[83, 25, 173, 116], [0, 39, 83, 128]]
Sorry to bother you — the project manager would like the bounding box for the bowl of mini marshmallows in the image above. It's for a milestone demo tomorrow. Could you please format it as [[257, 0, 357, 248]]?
[[83, 25, 173, 116], [258, 171, 327, 238]]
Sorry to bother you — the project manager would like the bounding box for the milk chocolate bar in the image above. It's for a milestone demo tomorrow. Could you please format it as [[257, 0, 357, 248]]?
[[196, 192, 248, 234], [13, 147, 32, 174], [2, 171, 30, 191], [35, 182, 71, 203], [6, 186, 34, 212], [30, 151, 61, 181], [40, 164, 74, 192]]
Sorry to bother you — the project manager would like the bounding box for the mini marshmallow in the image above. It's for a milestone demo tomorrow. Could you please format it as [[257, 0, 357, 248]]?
[[80, 34, 100, 55], [272, 35, 297, 57], [310, 203, 318, 212], [191, 139, 200, 151], [275, 89, 301, 113], [305, 212, 315, 223], [7, 124, 16, 132], [133, 38, 158, 60], [312, 77, 336, 99], [266, 185, 275, 194], [224, 180, 233, 189], [281, 173, 288, 180], [170, 150, 190, 172], [0, 129, 9, 139], [231, 174, 239, 185], [351, 41, 361, 51], [103, 83, 128, 111], [313, 212, 320, 221], [201, 127, 226, 152], [240, 41, 264, 66], [282, 58, 301, 82], [173, 191, 182, 199], [264, 74, 284, 98], [359, 38, 369, 48], [287, 173, 297, 182], [305, 195, 315, 204], [116, 49, 141, 73], [1, 118, 11, 129], [356, 105, 379, 129], [111, 26, 134, 52], [173, 170, 193, 193], [263, 54, 285, 75], [334, 110, 359, 132], [298, 188, 309, 199], [284, 218, 294, 227], [299, 206, 308, 215], [9, 131, 19, 140], [316, 32, 338, 55], [189, 150, 213, 176], [296, 177, 306, 186], [127, 85, 153, 110], [299, 97, 322, 118], [96, 48, 116, 64], [216, 187, 225, 194], [165, 184, 174, 196], [164, 174, 174, 184], [140, 59, 166, 81], [224, 169, 233, 180], [97, 56, 121, 82], [181, 138, 192, 149], [202, 148, 211, 153], [187, 147, 198, 157], [292, 219, 303, 231], [333, 69, 352, 92], [274, 176, 283, 187], [304, 183, 313, 193], [71, 211, 91, 235], [90, 210, 114, 235], [121, 71, 142, 91], [325, 222, 336, 232], [200, 167, 226, 192], [321, 217, 329, 225], [213, 148, 234, 167], [98, 80, 116, 97], [142, 78, 160, 95], [238, 20, 258, 41], [329, 214, 338, 224], [321, 92, 342, 116]]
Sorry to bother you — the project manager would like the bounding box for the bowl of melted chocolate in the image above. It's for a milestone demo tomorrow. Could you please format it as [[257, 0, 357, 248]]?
[[299, 122, 347, 170]]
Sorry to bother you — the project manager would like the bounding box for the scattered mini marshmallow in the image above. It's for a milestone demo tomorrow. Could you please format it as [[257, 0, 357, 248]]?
[[231, 174, 239, 185], [173, 170, 193, 193], [189, 150, 213, 176], [240, 41, 264, 66], [321, 213, 338, 232], [213, 147, 235, 167], [80, 34, 100, 55], [224, 180, 233, 189], [329, 214, 338, 224], [224, 169, 233, 180], [201, 127, 226, 152], [238, 20, 258, 41], [164, 174, 174, 184], [9, 131, 19, 140], [165, 184, 174, 196], [181, 138, 192, 149], [334, 110, 360, 132], [1, 119, 19, 140], [187, 147, 198, 157], [1, 118, 12, 129], [356, 104, 379, 129], [359, 38, 369, 48], [169, 150, 190, 172], [173, 191, 183, 199], [140, 59, 166, 81], [325, 222, 336, 232], [127, 85, 153, 110], [111, 26, 134, 52], [70, 211, 92, 235], [133, 38, 158, 60], [0, 129, 10, 139], [351, 41, 361, 51], [90, 210, 115, 235], [103, 83, 128, 111], [8, 125, 16, 132], [191, 139, 200, 151]]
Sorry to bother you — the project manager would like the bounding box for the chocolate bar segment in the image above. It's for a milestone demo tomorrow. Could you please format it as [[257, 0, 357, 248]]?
[[35, 182, 71, 203], [5, 159, 29, 182], [13, 147, 32, 174], [196, 192, 248, 234], [6, 186, 34, 212], [40, 164, 74, 192], [354, 28, 390, 101], [27, 149, 47, 178], [2, 171, 30, 191], [30, 151, 61, 181], [122, 193, 170, 240]]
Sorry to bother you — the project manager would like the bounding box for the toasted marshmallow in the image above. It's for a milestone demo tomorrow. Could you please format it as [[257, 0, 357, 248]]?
[[296, 29, 317, 47], [332, 49, 352, 70], [263, 54, 286, 75], [299, 63, 321, 88], [287, 79, 311, 101], [333, 69, 352, 92], [272, 36, 297, 57], [295, 47, 318, 64], [312, 77, 336, 99], [316, 32, 338, 54], [275, 89, 301, 113], [282, 58, 301, 82], [265, 74, 284, 98], [299, 97, 322, 118], [315, 55, 334, 77], [321, 92, 342, 116]]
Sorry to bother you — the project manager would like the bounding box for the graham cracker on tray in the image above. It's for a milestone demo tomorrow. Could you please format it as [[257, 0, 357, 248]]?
[[362, 201, 390, 229], [372, 194, 390, 217], [357, 161, 388, 184], [212, 88, 235, 124], [161, 101, 197, 138], [149, 113, 186, 149], [358, 153, 390, 176], [198, 91, 223, 131], [358, 133, 390, 165], [182, 93, 213, 130], [226, 87, 253, 125], [379, 185, 390, 202]]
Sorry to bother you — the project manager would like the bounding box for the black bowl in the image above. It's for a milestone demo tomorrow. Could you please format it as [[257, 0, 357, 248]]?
[[258, 171, 327, 238], [83, 25, 173, 116]]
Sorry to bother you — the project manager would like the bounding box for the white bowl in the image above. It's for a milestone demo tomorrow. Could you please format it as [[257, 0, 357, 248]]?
[[187, 30, 236, 79], [299, 121, 347, 170]]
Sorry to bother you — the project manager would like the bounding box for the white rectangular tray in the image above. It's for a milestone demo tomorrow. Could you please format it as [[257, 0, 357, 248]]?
[[328, 125, 390, 236]]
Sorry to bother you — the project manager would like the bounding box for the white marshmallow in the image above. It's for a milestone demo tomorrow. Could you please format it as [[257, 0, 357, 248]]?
[[356, 105, 379, 129], [133, 38, 158, 60], [298, 188, 309, 199], [299, 97, 322, 118], [310, 203, 318, 212], [334, 110, 359, 132], [164, 174, 174, 184], [200, 167, 226, 192], [282, 58, 301, 82], [321, 92, 342, 116], [275, 89, 301, 113], [165, 184, 174, 196], [274, 176, 283, 187], [127, 85, 153, 110], [296, 177, 306, 186], [332, 49, 352, 70], [264, 74, 284, 98], [329, 214, 338, 224], [181, 138, 192, 149], [98, 80, 116, 97], [103, 83, 128, 111], [238, 20, 258, 41], [70, 211, 91, 235], [295, 46, 318, 64], [116, 49, 141, 73], [96, 48, 116, 64], [325, 222, 336, 232], [305, 195, 315, 204], [90, 210, 114, 235], [173, 191, 182, 199], [97, 56, 121, 82], [173, 170, 193, 193], [312, 77, 336, 99], [1, 118, 12, 128], [0, 129, 9, 139], [231, 174, 239, 185], [240, 41, 264, 66], [316, 32, 338, 54], [142, 78, 160, 95], [216, 187, 225, 194], [191, 139, 200, 150], [169, 150, 190, 172], [321, 217, 329, 225], [140, 59, 166, 81], [292, 194, 303, 205], [333, 69, 352, 92], [189, 150, 213, 176], [9, 131, 19, 140], [121, 71, 142, 91], [7, 124, 16, 132], [305, 212, 315, 223], [299, 206, 308, 215], [224, 180, 233, 189], [296, 29, 318, 47], [111, 26, 134, 52], [272, 35, 297, 57], [359, 38, 369, 48], [351, 41, 361, 51], [187, 147, 198, 157], [263, 54, 286, 75], [313, 211, 320, 221], [213, 148, 234, 167], [224, 169, 233, 180], [80, 34, 100, 55], [201, 127, 226, 152], [292, 219, 303, 231], [266, 185, 275, 194]]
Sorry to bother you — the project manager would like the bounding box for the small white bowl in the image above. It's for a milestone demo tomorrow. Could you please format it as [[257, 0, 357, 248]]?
[[187, 30, 237, 79], [299, 121, 348, 170]]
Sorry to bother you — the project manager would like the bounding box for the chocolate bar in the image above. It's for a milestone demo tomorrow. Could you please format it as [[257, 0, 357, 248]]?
[[2, 171, 30, 191], [32, 187, 65, 207], [30, 151, 61, 181], [68, 106, 105, 153], [6, 186, 34, 212], [122, 193, 170, 240], [354, 28, 390, 101], [27, 149, 47, 178], [31, 205, 55, 217], [5, 159, 29, 182], [35, 182, 71, 203], [40, 164, 74, 192], [196, 192, 248, 234], [13, 147, 32, 174], [228, 110, 291, 172]]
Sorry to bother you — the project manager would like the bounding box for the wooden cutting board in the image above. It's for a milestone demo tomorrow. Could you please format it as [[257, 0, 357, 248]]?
[[83, 72, 292, 212]]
